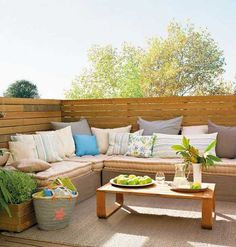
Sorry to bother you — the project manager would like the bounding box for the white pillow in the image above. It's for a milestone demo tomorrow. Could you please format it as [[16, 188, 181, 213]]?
[[54, 126, 75, 157], [91, 125, 132, 154], [182, 125, 208, 135], [36, 132, 64, 162], [106, 130, 143, 155], [12, 134, 47, 161], [7, 140, 38, 164], [153, 133, 218, 158]]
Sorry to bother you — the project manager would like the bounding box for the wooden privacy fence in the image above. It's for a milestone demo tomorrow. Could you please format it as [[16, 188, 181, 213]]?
[[62, 95, 236, 130], [1, 95, 236, 147], [0, 97, 61, 148]]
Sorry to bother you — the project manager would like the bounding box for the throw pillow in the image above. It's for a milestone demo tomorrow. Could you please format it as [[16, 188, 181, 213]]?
[[106, 130, 143, 155], [0, 148, 10, 166], [51, 118, 92, 135], [91, 125, 132, 154], [126, 135, 155, 158], [54, 126, 75, 157], [11, 134, 47, 161], [36, 132, 64, 162], [182, 125, 208, 135], [208, 121, 236, 158], [152, 133, 218, 158], [8, 140, 38, 163], [10, 159, 51, 173], [74, 135, 99, 156], [138, 116, 183, 135]]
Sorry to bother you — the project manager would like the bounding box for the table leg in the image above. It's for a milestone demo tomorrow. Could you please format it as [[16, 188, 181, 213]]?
[[96, 191, 123, 218], [201, 197, 214, 229]]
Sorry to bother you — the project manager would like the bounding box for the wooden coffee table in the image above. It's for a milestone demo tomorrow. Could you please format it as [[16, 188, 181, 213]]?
[[96, 182, 216, 229]]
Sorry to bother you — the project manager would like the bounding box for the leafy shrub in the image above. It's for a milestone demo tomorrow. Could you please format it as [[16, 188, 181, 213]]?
[[6, 171, 37, 204], [0, 169, 12, 216]]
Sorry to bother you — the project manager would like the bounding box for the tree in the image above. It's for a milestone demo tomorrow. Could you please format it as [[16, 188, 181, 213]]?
[[65, 21, 234, 99], [4, 80, 39, 98]]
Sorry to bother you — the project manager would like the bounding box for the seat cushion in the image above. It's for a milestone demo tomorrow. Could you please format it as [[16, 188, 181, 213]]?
[[104, 156, 236, 176], [34, 161, 92, 186], [66, 154, 112, 171], [104, 155, 183, 173]]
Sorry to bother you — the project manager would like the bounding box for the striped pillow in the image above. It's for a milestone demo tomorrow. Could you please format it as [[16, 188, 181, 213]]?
[[107, 130, 143, 155], [153, 133, 218, 158], [36, 132, 64, 162], [11, 134, 47, 161]]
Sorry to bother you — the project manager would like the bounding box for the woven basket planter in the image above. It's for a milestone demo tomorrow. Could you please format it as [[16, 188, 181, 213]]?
[[32, 192, 78, 230]]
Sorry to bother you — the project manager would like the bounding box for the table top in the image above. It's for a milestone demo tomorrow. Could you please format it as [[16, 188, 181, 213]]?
[[97, 182, 216, 200]]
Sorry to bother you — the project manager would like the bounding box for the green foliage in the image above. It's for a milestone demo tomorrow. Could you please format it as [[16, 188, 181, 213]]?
[[65, 21, 234, 99], [172, 136, 221, 169], [4, 80, 39, 98], [5, 171, 37, 204], [0, 169, 12, 216]]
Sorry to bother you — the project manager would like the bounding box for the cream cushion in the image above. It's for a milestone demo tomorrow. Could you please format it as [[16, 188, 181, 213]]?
[[91, 125, 132, 154], [12, 134, 47, 161], [182, 125, 208, 135], [10, 159, 51, 173], [55, 126, 75, 157], [153, 133, 218, 158], [36, 131, 64, 162], [8, 140, 38, 163]]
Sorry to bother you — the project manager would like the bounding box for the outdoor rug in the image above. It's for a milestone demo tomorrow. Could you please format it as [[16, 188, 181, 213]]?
[[3, 194, 236, 247]]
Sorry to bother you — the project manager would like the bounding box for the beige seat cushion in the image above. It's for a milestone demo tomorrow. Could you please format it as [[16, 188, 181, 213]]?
[[104, 155, 182, 173], [34, 161, 92, 186], [104, 156, 236, 176], [66, 154, 112, 171]]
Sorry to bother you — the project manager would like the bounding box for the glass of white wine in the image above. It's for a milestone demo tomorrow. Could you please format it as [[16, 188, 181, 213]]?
[[155, 172, 165, 184]]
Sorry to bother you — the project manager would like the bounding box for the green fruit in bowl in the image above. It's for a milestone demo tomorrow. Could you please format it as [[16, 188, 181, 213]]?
[[128, 174, 136, 179], [144, 176, 152, 183], [128, 178, 136, 185], [191, 182, 201, 189], [139, 178, 147, 185], [116, 177, 128, 185]]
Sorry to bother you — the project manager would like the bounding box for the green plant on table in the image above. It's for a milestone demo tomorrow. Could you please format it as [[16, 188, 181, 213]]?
[[171, 136, 221, 170]]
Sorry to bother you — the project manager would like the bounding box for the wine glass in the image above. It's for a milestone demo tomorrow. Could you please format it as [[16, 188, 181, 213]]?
[[155, 172, 165, 184]]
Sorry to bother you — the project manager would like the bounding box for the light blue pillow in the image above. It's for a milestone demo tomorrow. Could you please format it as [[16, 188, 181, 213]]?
[[74, 135, 99, 156]]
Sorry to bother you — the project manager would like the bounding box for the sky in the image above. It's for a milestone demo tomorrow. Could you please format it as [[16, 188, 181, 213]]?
[[0, 0, 235, 99]]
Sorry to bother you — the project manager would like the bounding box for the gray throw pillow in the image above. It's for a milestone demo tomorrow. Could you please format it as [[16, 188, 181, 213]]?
[[138, 116, 183, 135], [51, 118, 92, 136], [208, 121, 236, 158]]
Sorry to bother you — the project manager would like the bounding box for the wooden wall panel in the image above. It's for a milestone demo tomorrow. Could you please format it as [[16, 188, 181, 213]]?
[[62, 96, 236, 131], [0, 97, 61, 148]]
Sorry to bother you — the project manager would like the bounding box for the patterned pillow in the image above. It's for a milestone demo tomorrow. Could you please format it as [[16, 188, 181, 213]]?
[[126, 135, 155, 158], [107, 130, 143, 155], [152, 133, 217, 158]]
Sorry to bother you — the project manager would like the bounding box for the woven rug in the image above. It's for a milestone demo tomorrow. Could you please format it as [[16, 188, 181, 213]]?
[[3, 194, 236, 247]]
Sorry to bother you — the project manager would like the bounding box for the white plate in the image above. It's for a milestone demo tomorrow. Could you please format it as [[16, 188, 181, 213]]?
[[170, 183, 208, 193], [110, 178, 155, 188]]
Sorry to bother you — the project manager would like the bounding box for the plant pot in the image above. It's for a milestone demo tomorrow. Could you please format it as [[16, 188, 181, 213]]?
[[0, 200, 36, 232], [192, 163, 202, 184]]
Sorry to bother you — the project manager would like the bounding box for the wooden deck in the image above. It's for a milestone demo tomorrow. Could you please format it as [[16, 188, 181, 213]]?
[[0, 234, 72, 247]]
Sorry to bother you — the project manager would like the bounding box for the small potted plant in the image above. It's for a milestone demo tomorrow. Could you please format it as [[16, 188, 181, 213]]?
[[0, 169, 37, 232], [171, 136, 221, 184]]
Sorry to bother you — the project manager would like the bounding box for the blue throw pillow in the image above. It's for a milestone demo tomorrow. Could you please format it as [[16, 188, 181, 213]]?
[[74, 135, 99, 156]]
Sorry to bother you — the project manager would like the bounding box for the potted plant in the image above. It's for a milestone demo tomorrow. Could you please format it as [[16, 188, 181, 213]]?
[[0, 148, 10, 166], [171, 136, 221, 183], [0, 169, 37, 232]]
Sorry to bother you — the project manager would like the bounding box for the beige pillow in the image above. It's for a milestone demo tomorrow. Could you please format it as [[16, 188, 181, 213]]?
[[8, 140, 38, 163], [91, 125, 132, 154], [182, 125, 208, 135], [0, 148, 10, 166], [55, 126, 75, 157], [10, 159, 51, 173]]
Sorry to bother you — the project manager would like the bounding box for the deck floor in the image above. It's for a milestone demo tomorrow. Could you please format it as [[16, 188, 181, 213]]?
[[0, 234, 72, 247]]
